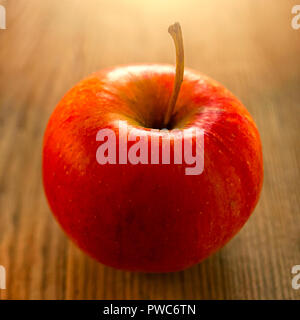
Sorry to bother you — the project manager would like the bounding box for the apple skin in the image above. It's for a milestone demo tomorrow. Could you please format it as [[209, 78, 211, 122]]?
[[42, 64, 263, 272]]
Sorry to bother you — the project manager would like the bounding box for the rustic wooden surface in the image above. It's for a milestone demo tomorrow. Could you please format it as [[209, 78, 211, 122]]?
[[0, 0, 299, 300]]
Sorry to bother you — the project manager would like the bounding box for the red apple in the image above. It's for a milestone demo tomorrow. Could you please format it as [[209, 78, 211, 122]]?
[[42, 23, 263, 272]]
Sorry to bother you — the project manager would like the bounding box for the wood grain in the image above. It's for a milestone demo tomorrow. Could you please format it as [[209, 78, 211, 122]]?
[[0, 0, 299, 300]]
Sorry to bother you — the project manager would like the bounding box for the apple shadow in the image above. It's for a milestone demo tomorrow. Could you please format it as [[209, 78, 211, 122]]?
[[55, 202, 257, 301], [68, 239, 252, 300], [132, 250, 237, 300]]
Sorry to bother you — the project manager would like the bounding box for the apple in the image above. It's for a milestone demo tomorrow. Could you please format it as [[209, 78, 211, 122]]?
[[42, 23, 263, 272]]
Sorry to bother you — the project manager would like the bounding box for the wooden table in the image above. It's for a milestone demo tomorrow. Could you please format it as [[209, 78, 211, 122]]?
[[0, 0, 299, 300]]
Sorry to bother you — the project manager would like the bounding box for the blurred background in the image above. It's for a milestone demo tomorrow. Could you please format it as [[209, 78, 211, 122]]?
[[0, 0, 299, 299]]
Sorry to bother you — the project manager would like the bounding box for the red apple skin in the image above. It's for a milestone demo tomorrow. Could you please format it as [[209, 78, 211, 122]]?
[[43, 64, 263, 272]]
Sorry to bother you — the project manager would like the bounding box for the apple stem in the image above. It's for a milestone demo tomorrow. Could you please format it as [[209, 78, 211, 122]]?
[[164, 22, 184, 128]]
